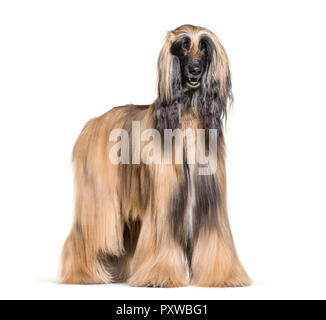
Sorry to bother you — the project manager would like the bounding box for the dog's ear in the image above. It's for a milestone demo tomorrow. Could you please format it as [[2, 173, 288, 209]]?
[[155, 34, 183, 131], [199, 35, 233, 131]]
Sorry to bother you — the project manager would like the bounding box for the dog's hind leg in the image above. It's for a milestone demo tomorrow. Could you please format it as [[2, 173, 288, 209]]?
[[59, 117, 125, 284], [59, 188, 123, 284]]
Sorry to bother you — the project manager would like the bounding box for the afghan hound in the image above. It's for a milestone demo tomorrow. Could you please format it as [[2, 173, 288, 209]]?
[[59, 24, 250, 287]]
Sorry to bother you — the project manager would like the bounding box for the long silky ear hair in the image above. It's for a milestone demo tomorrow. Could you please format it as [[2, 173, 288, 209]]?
[[199, 31, 233, 131], [155, 32, 183, 131]]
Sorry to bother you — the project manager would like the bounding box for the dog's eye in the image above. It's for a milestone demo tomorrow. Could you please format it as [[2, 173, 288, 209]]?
[[182, 38, 190, 51], [199, 41, 207, 52]]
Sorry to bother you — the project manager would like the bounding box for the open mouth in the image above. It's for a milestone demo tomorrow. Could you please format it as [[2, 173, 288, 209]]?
[[186, 77, 201, 88]]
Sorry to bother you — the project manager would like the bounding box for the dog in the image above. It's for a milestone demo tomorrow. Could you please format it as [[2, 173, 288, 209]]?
[[59, 24, 250, 287]]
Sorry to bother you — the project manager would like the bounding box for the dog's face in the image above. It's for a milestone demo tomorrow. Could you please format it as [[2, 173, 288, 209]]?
[[156, 25, 232, 131], [171, 36, 212, 90]]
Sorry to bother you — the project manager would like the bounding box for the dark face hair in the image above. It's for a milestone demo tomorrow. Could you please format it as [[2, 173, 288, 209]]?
[[155, 33, 232, 133], [170, 36, 213, 90]]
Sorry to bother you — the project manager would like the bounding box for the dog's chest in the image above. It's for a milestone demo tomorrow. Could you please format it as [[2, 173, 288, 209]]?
[[181, 111, 200, 242], [181, 110, 200, 163]]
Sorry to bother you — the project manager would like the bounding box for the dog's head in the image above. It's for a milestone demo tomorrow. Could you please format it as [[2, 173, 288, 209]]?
[[156, 25, 233, 131]]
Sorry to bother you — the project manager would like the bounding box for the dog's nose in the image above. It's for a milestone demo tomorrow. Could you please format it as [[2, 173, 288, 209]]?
[[188, 62, 201, 76]]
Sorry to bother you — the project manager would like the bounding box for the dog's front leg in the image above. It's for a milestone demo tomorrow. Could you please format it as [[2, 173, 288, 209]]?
[[128, 164, 188, 288], [191, 227, 251, 287], [190, 167, 251, 287], [128, 212, 188, 288]]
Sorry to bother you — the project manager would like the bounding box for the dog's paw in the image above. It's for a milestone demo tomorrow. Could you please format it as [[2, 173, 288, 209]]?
[[128, 273, 188, 288], [194, 274, 251, 288]]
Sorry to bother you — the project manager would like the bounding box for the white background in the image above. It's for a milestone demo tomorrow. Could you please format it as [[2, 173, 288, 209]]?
[[0, 0, 325, 300]]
